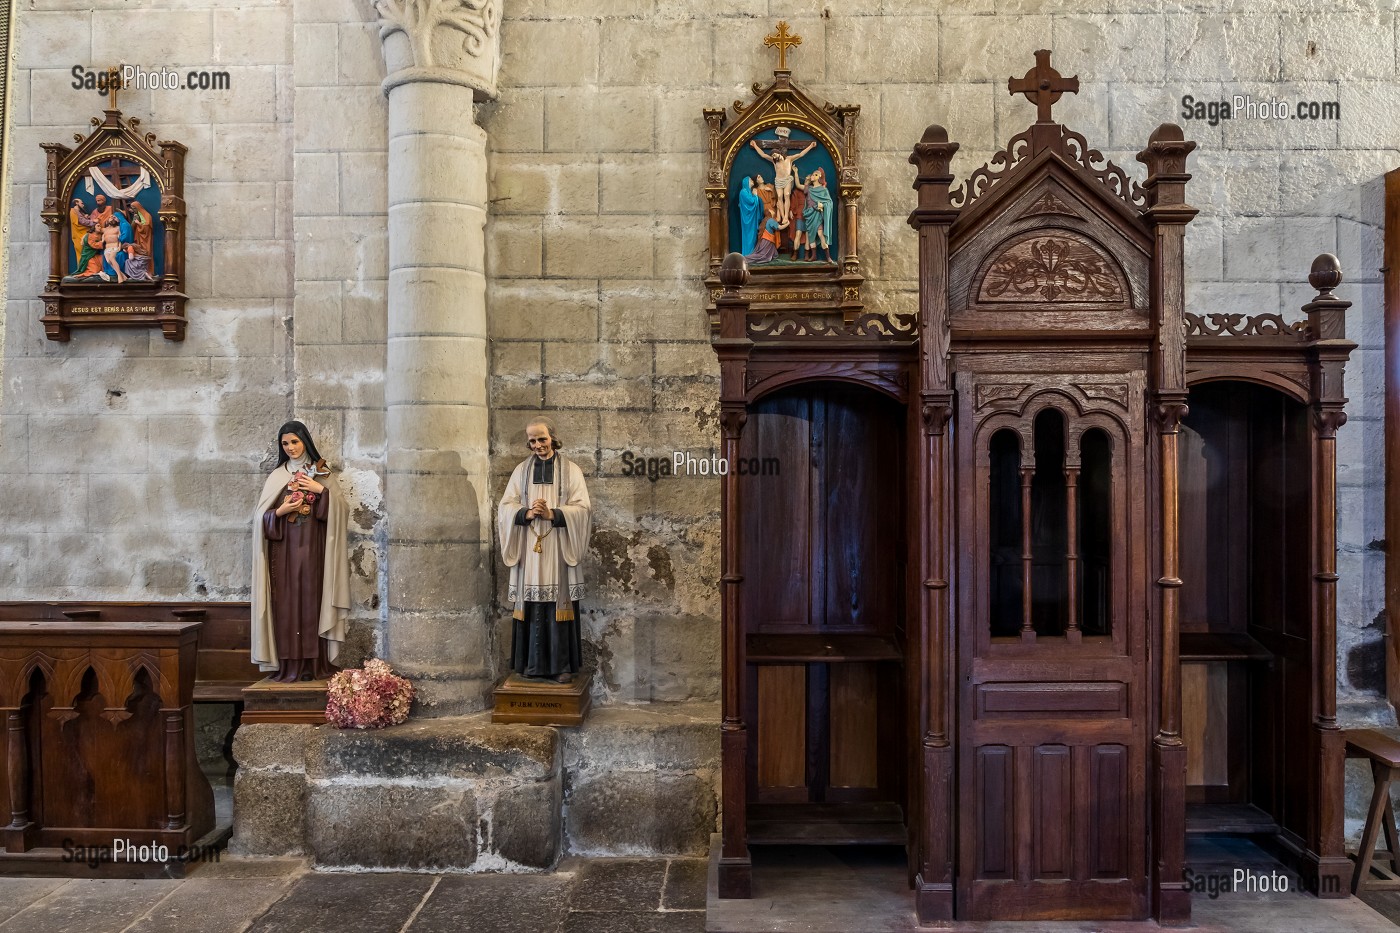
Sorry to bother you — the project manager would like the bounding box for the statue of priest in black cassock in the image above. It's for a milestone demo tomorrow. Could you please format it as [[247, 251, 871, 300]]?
[[496, 417, 592, 683]]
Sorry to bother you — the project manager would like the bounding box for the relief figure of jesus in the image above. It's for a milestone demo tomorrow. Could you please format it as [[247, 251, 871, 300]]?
[[749, 137, 816, 226]]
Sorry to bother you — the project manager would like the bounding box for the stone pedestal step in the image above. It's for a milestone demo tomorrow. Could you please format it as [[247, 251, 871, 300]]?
[[231, 703, 720, 871]]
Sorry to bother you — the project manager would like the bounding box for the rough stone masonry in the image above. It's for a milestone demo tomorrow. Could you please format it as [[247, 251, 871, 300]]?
[[1, 1, 1395, 864]]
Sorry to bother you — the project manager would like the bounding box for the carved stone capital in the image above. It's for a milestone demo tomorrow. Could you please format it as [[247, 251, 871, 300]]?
[[375, 0, 503, 100]]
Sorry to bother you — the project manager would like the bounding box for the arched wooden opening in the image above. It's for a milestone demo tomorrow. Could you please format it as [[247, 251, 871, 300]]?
[[1179, 379, 1314, 841], [740, 380, 909, 848]]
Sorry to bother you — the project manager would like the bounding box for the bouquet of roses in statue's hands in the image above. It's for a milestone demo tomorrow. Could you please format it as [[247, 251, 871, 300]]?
[[285, 473, 316, 521]]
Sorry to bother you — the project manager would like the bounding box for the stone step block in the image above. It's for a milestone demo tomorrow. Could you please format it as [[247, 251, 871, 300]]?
[[230, 702, 721, 869]]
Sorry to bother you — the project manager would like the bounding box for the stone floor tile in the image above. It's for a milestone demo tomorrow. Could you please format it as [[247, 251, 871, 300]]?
[[661, 859, 707, 910], [566, 859, 669, 912], [245, 872, 434, 933], [562, 910, 706, 933], [0, 879, 179, 933], [126, 879, 294, 933], [193, 856, 308, 879], [408, 873, 571, 933], [0, 878, 67, 923]]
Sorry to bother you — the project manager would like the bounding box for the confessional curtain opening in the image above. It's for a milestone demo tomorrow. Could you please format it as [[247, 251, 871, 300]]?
[[988, 409, 1114, 638], [1180, 380, 1312, 837]]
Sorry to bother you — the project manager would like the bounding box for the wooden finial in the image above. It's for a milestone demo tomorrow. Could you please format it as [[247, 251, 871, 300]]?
[[1309, 253, 1343, 298], [1008, 50, 1079, 124], [764, 21, 802, 72], [720, 252, 750, 291]]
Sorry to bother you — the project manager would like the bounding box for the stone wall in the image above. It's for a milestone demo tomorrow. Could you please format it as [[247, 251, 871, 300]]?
[[477, 2, 1394, 717], [2, 0, 297, 604], [289, 0, 393, 666]]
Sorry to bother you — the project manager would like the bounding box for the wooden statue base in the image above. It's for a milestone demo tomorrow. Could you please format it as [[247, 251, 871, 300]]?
[[492, 671, 593, 726], [240, 677, 329, 724]]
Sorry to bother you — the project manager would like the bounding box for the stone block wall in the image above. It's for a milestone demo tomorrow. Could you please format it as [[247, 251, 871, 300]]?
[[289, 0, 392, 664], [478, 2, 1393, 717], [2, 0, 296, 602]]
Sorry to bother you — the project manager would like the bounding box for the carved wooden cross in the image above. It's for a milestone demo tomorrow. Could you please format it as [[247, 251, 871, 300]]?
[[755, 132, 800, 158], [1008, 50, 1079, 123], [764, 21, 802, 71], [96, 157, 142, 192]]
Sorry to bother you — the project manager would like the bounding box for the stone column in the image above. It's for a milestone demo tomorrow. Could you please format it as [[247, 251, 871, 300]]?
[[375, 0, 502, 714]]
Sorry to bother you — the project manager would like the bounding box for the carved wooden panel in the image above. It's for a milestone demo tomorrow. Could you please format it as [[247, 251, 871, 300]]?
[[757, 665, 807, 791], [1033, 745, 1072, 879], [977, 682, 1126, 718], [1018, 191, 1080, 220], [949, 174, 1152, 330], [1185, 312, 1308, 339], [1089, 745, 1129, 878], [977, 745, 1014, 879], [743, 360, 909, 405], [829, 663, 878, 789], [976, 232, 1127, 305]]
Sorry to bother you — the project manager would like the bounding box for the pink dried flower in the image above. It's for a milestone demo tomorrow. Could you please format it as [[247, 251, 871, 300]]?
[[325, 658, 416, 729]]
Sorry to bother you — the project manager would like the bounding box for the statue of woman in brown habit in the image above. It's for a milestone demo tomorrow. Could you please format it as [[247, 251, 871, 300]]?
[[251, 420, 350, 682]]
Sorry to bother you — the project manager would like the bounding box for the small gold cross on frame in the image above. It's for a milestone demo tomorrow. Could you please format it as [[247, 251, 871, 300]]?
[[764, 21, 802, 71], [104, 65, 123, 111], [1008, 50, 1079, 124]]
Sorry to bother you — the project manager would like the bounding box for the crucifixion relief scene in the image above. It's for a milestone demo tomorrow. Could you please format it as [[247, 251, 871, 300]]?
[[2, 4, 1400, 932]]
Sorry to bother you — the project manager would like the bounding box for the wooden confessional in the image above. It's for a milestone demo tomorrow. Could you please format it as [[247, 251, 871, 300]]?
[[710, 51, 1353, 925]]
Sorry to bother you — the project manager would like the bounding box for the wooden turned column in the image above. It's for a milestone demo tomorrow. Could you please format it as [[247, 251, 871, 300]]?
[[1305, 253, 1357, 896], [1064, 465, 1081, 638], [4, 708, 32, 850], [715, 254, 754, 899], [163, 710, 187, 831], [1137, 122, 1197, 924], [1019, 465, 1035, 639], [908, 123, 959, 924], [703, 108, 727, 273]]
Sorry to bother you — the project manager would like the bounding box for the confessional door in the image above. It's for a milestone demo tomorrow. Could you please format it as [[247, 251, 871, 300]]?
[[955, 377, 1150, 921]]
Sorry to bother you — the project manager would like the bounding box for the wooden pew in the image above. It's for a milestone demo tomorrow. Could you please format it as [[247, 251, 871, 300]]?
[[0, 602, 261, 702]]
